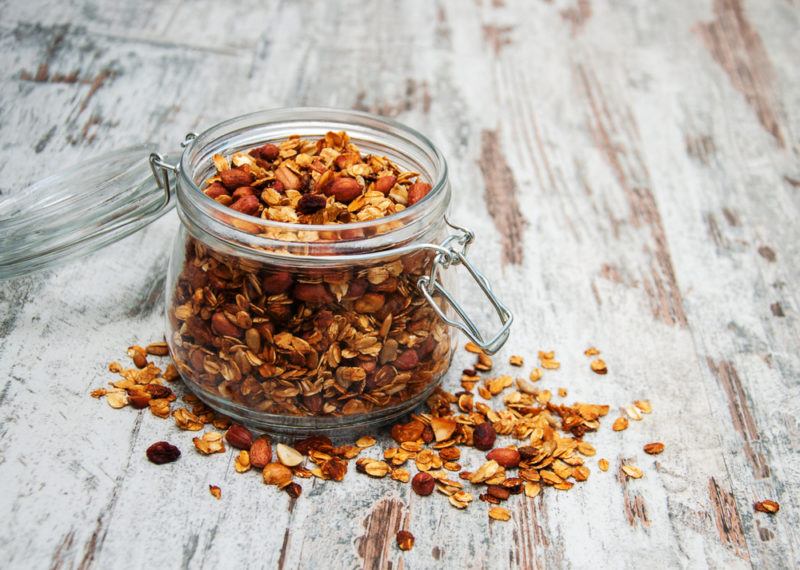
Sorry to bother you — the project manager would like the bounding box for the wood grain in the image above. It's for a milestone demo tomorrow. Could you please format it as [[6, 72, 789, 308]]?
[[0, 0, 798, 568]]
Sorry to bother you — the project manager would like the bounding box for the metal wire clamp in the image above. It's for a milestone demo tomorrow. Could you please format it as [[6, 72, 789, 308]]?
[[417, 219, 513, 355]]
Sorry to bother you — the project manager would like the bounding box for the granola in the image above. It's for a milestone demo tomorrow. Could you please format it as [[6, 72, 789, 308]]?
[[202, 131, 432, 224]]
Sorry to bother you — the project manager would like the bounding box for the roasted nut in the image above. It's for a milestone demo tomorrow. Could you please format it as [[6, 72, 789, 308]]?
[[220, 168, 255, 190], [225, 424, 254, 450], [375, 175, 397, 194], [263, 271, 293, 294], [411, 472, 435, 496], [211, 312, 241, 337], [129, 392, 151, 409], [262, 462, 293, 487], [396, 530, 415, 551], [473, 422, 497, 450], [256, 143, 280, 161], [146, 441, 181, 464], [293, 283, 333, 304], [354, 293, 385, 314], [230, 194, 260, 215], [486, 448, 521, 468], [275, 165, 301, 190], [407, 181, 431, 205], [204, 182, 229, 199], [394, 349, 419, 371], [276, 443, 304, 467], [249, 436, 273, 468], [326, 177, 362, 203], [285, 482, 303, 498]]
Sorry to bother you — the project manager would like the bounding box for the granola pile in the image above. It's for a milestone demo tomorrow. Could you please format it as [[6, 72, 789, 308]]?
[[202, 131, 432, 224], [91, 341, 685, 542]]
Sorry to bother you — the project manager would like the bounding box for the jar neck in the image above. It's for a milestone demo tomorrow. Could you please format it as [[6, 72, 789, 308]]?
[[175, 108, 450, 265]]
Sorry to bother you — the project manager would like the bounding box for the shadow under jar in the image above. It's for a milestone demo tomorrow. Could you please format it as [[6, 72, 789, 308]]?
[[163, 109, 511, 434]]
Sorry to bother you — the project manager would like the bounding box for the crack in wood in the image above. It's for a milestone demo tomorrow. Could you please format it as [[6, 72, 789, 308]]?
[[577, 64, 688, 327], [706, 358, 770, 479], [478, 129, 527, 266], [707, 477, 750, 560], [356, 497, 407, 570], [695, 0, 785, 147]]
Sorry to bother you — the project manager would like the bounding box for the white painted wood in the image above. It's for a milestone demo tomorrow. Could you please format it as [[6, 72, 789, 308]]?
[[0, 0, 798, 568]]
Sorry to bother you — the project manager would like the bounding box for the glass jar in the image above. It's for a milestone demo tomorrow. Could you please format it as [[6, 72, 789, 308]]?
[[0, 108, 512, 434]]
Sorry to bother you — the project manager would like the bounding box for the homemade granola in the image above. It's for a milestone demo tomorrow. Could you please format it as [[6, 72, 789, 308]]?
[[201, 131, 432, 224]]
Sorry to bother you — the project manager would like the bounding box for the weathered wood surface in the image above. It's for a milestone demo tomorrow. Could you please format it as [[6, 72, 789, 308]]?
[[1, 0, 798, 568]]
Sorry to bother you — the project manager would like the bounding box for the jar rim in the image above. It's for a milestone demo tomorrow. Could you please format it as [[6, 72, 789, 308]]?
[[176, 107, 450, 258]]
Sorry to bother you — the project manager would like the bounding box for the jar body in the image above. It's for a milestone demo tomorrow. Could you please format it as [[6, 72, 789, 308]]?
[[166, 223, 455, 433], [163, 109, 457, 434]]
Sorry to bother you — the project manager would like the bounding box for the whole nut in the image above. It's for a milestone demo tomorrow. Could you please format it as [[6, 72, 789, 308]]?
[[225, 424, 254, 450], [146, 441, 181, 465], [204, 182, 229, 199], [262, 462, 293, 487], [232, 186, 256, 199], [473, 422, 497, 450], [412, 472, 435, 496], [145, 384, 173, 399], [263, 271, 293, 294], [326, 177, 362, 203], [408, 181, 432, 205], [394, 349, 419, 371], [374, 175, 396, 194], [211, 312, 241, 337], [354, 293, 385, 314], [249, 436, 273, 469], [294, 283, 333, 304], [275, 165, 301, 190], [220, 168, 255, 189], [256, 143, 280, 161], [486, 448, 521, 468], [230, 194, 260, 216]]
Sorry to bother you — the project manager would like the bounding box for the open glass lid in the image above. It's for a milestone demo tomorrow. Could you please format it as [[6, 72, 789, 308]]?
[[0, 144, 176, 279]]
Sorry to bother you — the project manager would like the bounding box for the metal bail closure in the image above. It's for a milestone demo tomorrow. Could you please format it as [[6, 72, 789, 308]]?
[[416, 222, 513, 355]]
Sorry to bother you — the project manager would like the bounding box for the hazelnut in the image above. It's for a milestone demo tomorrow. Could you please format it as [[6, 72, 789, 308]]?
[[473, 422, 497, 450], [225, 424, 254, 450], [411, 472, 435, 496]]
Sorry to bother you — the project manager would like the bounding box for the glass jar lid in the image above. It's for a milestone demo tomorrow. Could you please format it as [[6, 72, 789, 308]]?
[[0, 144, 176, 279]]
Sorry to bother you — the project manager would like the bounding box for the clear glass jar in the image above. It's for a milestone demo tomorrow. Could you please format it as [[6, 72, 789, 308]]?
[[0, 108, 511, 434]]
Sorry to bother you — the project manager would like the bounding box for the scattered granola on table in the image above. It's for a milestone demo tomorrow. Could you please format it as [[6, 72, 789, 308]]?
[[93, 341, 674, 549]]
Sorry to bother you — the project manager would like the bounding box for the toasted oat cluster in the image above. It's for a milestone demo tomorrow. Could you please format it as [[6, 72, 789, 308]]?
[[203, 131, 432, 223]]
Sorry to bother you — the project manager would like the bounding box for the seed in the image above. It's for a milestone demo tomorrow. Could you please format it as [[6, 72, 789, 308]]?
[[643, 442, 665, 455], [598, 458, 609, 472], [209, 485, 222, 500], [754, 500, 779, 514], [612, 417, 629, 431]]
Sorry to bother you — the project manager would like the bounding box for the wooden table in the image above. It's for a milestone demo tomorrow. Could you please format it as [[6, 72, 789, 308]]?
[[1, 1, 798, 568]]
